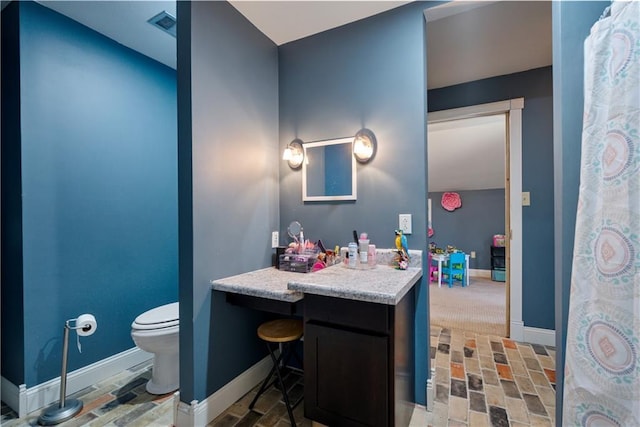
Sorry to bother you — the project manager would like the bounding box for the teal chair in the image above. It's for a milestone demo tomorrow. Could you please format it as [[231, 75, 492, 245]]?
[[441, 252, 466, 288]]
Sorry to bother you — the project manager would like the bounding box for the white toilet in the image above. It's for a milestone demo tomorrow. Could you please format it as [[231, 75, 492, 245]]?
[[131, 302, 179, 395]]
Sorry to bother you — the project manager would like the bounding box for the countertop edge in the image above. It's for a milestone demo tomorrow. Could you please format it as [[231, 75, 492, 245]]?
[[210, 280, 304, 303], [287, 268, 423, 305]]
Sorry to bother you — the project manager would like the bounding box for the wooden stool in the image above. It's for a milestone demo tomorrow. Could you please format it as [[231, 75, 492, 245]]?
[[249, 318, 303, 426]]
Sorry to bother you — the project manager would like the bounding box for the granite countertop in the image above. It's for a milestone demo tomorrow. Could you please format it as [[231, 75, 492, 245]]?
[[211, 249, 423, 306], [288, 263, 422, 305], [211, 267, 305, 302]]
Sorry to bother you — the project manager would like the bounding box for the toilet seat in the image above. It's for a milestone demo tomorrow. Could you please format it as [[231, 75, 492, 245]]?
[[132, 302, 179, 331]]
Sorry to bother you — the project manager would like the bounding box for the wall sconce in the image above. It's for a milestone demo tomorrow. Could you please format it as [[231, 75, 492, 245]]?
[[283, 139, 304, 169], [353, 128, 377, 163]]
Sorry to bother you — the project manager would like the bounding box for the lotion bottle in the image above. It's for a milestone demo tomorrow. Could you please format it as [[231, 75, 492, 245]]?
[[358, 233, 369, 264]]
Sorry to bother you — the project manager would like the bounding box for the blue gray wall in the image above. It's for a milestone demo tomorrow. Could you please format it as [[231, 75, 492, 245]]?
[[552, 1, 609, 420], [429, 66, 555, 330], [177, 1, 279, 402], [429, 189, 505, 270], [1, 1, 178, 387], [278, 2, 430, 404]]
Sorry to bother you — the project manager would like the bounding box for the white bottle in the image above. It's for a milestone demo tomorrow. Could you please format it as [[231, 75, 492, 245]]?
[[348, 242, 358, 268]]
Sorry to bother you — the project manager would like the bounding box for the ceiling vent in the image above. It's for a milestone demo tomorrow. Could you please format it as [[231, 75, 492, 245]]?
[[148, 11, 176, 38]]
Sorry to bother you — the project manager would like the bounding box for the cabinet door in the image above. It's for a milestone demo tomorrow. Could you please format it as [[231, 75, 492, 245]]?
[[304, 322, 389, 427]]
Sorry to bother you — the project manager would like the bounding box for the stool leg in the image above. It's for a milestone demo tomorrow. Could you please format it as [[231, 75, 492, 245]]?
[[268, 343, 297, 427], [248, 348, 282, 410]]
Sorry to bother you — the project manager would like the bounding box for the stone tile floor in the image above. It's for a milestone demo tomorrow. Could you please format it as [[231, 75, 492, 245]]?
[[426, 326, 557, 426], [1, 360, 175, 427], [207, 369, 311, 427], [2, 327, 555, 427], [188, 369, 427, 426]]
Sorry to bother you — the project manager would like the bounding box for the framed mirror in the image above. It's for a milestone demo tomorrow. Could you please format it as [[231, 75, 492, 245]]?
[[302, 137, 357, 201]]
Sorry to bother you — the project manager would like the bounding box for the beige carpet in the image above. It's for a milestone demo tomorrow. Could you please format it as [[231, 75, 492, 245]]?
[[429, 276, 507, 337]]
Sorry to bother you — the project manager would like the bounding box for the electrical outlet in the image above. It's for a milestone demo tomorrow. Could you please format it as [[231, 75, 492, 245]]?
[[471, 251, 476, 259], [522, 191, 531, 206], [271, 231, 279, 248], [399, 214, 412, 234]]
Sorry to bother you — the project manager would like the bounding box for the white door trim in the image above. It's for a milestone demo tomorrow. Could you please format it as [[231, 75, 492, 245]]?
[[428, 98, 524, 341]]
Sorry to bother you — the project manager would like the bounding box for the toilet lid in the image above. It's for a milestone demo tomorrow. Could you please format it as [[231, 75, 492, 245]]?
[[132, 302, 179, 330]]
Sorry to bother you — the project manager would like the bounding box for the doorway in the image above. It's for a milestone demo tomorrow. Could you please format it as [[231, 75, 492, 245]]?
[[428, 99, 524, 340]]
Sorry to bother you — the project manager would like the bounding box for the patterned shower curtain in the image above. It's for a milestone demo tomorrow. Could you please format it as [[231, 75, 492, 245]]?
[[563, 1, 639, 426]]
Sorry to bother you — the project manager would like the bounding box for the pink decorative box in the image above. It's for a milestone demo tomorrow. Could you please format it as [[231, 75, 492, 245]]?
[[493, 234, 506, 247]]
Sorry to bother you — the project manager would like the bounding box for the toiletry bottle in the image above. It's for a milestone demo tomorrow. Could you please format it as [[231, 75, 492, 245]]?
[[348, 242, 358, 268], [368, 244, 376, 267], [359, 233, 369, 264]]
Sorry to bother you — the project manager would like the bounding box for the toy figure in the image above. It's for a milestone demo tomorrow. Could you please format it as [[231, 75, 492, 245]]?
[[394, 229, 410, 260]]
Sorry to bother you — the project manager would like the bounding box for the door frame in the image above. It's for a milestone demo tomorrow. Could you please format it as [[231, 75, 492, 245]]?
[[427, 98, 524, 340]]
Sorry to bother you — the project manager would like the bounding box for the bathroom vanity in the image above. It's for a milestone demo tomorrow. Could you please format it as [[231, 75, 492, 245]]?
[[211, 251, 422, 427]]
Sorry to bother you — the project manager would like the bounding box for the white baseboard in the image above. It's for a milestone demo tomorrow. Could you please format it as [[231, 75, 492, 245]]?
[[1, 347, 152, 418], [426, 367, 435, 412], [175, 355, 272, 427], [510, 320, 524, 342], [523, 326, 556, 347], [469, 269, 491, 278], [0, 378, 26, 417]]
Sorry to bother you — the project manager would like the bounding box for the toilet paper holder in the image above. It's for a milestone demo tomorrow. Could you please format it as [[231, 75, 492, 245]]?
[[38, 314, 97, 426]]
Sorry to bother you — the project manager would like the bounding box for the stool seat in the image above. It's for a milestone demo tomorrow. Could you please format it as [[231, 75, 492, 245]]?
[[258, 319, 303, 343]]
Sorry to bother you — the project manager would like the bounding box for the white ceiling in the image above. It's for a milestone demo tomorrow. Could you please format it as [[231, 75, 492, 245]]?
[[428, 115, 506, 192], [36, 1, 409, 70], [33, 0, 551, 193], [425, 1, 551, 89], [229, 1, 410, 46], [38, 1, 178, 69], [36, 1, 552, 90]]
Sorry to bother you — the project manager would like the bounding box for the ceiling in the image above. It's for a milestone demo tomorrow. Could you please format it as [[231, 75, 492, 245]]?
[[425, 1, 551, 89], [428, 115, 506, 192], [36, 1, 178, 69], [36, 1, 552, 90], [229, 1, 411, 46], [32, 0, 551, 193]]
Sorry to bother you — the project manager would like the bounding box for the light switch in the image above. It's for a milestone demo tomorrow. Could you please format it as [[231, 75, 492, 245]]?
[[522, 192, 531, 206]]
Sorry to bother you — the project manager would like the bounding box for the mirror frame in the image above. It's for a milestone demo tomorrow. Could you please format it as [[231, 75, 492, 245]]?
[[302, 137, 357, 202]]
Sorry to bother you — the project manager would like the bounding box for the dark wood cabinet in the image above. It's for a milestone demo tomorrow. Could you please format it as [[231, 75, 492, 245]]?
[[303, 289, 415, 427], [305, 322, 389, 426]]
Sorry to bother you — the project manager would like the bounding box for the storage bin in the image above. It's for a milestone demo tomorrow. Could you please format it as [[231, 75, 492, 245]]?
[[490, 246, 506, 257], [491, 269, 506, 282], [279, 253, 316, 273], [493, 234, 506, 247], [491, 257, 506, 269]]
